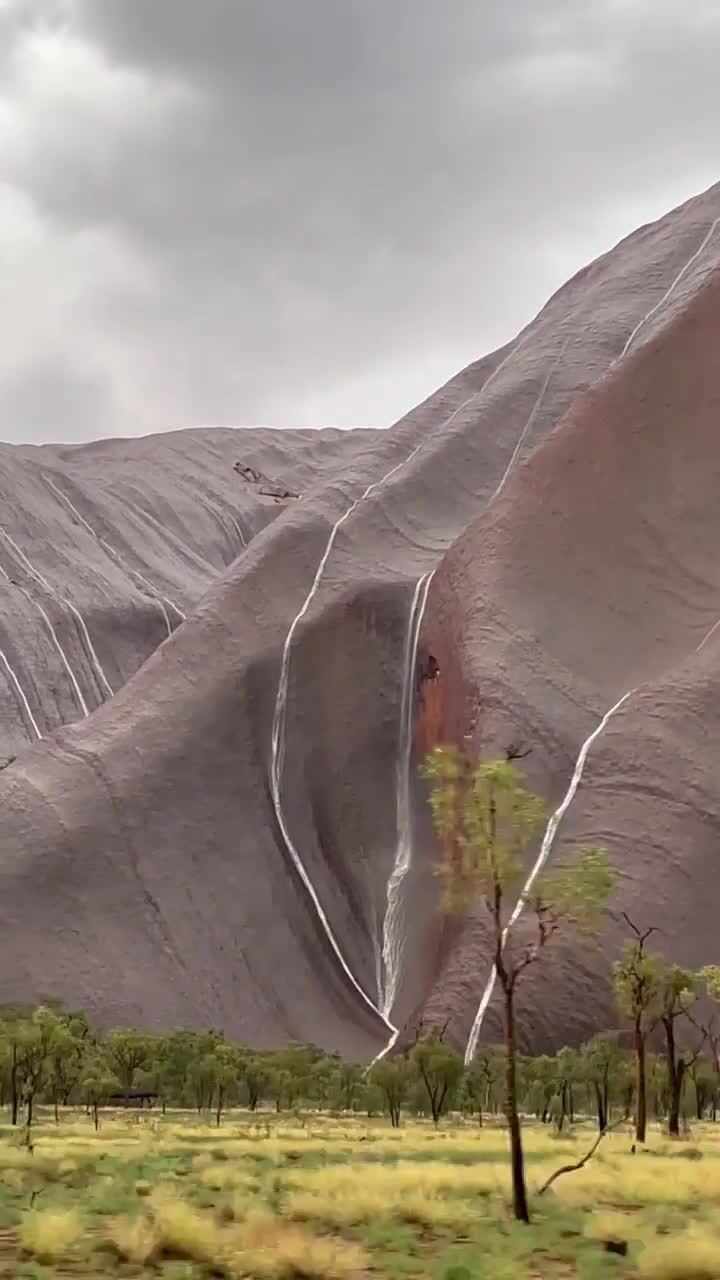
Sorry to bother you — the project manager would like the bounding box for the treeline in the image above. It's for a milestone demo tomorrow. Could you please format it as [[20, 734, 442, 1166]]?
[[1, 1001, 720, 1138]]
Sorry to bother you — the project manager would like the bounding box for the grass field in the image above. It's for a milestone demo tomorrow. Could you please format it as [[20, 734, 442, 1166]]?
[[1, 1109, 718, 1278]]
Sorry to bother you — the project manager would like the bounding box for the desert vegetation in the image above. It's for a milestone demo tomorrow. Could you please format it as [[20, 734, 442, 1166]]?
[[3, 969, 720, 1278], [1, 753, 718, 1277], [2, 1064, 720, 1279]]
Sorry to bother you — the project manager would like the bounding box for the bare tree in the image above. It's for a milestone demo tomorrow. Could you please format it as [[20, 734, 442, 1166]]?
[[423, 748, 614, 1223]]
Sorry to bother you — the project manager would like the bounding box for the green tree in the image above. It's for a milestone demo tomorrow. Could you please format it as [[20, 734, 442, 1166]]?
[[410, 1029, 464, 1125], [10, 1007, 67, 1129], [688, 1057, 716, 1121], [462, 1048, 502, 1126], [0, 1006, 34, 1125], [524, 1054, 557, 1124], [81, 1049, 120, 1131], [242, 1055, 271, 1112], [553, 1047, 582, 1131], [153, 1029, 203, 1110], [658, 964, 702, 1138], [581, 1032, 622, 1132], [105, 1029, 156, 1093], [210, 1042, 242, 1126], [423, 748, 614, 1222], [613, 919, 662, 1144], [698, 966, 720, 1097], [368, 1058, 414, 1128], [46, 1011, 90, 1120], [334, 1061, 363, 1112]]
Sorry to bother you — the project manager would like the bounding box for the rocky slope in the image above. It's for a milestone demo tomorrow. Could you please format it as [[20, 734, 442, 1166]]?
[[1, 181, 719, 1059]]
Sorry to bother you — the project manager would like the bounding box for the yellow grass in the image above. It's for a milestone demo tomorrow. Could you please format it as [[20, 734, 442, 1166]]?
[[285, 1158, 509, 1198], [106, 1201, 368, 1278], [149, 1191, 226, 1263], [638, 1226, 720, 1278], [547, 1154, 720, 1208], [11, 1108, 720, 1278], [106, 1213, 158, 1265], [20, 1207, 84, 1263], [227, 1210, 367, 1278]]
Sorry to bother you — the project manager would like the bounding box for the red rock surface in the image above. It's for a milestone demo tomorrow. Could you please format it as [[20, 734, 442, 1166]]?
[[1, 182, 719, 1057]]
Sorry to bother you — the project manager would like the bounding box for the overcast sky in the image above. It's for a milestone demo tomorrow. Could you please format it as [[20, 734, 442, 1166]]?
[[1, 0, 718, 442]]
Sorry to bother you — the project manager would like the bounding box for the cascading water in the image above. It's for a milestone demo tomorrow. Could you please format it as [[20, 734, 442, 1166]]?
[[0, 648, 42, 740], [380, 570, 434, 1018], [16, 585, 89, 718], [464, 211, 720, 1064], [0, 564, 43, 741], [616, 216, 720, 365], [375, 334, 571, 1044], [46, 477, 185, 637], [232, 518, 247, 549], [269, 333, 547, 1032], [269, 441, 427, 1030], [0, 528, 95, 717], [464, 689, 634, 1063], [63, 600, 114, 700]]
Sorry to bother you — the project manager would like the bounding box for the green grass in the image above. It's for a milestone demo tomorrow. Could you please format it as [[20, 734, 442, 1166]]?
[[1, 1108, 720, 1276]]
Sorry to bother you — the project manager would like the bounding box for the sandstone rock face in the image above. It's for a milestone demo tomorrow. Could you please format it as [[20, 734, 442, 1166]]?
[[1, 182, 719, 1059]]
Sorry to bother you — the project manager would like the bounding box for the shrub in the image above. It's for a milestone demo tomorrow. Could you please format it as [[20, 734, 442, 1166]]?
[[639, 1228, 720, 1279], [20, 1208, 83, 1262], [106, 1214, 158, 1265], [227, 1210, 367, 1278], [151, 1195, 224, 1264]]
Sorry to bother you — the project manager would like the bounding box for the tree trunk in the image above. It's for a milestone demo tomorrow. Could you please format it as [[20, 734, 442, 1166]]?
[[557, 1084, 567, 1132], [216, 1088, 223, 1128], [26, 1093, 33, 1129], [594, 1082, 606, 1133], [503, 985, 530, 1223], [634, 1021, 647, 1144], [93, 1102, 99, 1131], [54, 1098, 59, 1124], [10, 1047, 18, 1127], [668, 1063, 685, 1138], [663, 1016, 684, 1138]]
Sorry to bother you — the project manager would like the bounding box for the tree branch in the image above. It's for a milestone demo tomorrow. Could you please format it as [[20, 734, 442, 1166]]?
[[537, 1118, 625, 1197], [621, 913, 659, 949]]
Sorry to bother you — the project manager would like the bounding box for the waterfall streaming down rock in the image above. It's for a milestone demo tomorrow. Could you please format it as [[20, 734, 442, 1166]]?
[[463, 211, 720, 1066], [380, 571, 434, 1019], [268, 440, 428, 1031], [463, 689, 634, 1064], [46, 477, 184, 637]]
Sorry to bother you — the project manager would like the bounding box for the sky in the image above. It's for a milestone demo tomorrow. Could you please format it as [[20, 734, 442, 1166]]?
[[1, 1, 718, 443]]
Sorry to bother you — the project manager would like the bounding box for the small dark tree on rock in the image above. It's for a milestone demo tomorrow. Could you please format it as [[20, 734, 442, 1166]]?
[[423, 748, 614, 1223]]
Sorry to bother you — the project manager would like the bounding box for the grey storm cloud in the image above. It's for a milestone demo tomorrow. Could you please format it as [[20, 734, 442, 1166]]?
[[1, 0, 719, 441]]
